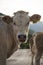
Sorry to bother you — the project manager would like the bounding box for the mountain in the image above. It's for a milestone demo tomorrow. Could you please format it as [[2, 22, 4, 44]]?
[[30, 21, 43, 32], [0, 13, 5, 16], [29, 29, 35, 34]]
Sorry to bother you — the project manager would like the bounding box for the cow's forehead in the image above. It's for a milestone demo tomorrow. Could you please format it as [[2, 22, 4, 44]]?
[[13, 13, 30, 25]]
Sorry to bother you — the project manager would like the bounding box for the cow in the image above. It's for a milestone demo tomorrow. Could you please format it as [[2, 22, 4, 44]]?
[[0, 10, 41, 65], [29, 32, 43, 65]]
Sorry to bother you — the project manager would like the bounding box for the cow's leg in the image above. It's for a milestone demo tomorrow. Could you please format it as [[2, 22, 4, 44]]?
[[0, 52, 6, 65], [35, 51, 42, 65], [31, 52, 34, 65], [0, 43, 7, 65], [0, 59, 6, 65]]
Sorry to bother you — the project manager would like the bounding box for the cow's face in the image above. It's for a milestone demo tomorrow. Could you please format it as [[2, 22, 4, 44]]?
[[2, 11, 41, 43], [12, 11, 30, 43]]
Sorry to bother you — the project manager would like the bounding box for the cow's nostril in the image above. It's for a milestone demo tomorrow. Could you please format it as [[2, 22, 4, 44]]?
[[18, 35, 26, 38], [18, 35, 21, 38], [24, 35, 26, 38]]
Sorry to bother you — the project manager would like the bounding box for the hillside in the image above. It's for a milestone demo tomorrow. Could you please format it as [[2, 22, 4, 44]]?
[[0, 13, 5, 16], [30, 21, 43, 32]]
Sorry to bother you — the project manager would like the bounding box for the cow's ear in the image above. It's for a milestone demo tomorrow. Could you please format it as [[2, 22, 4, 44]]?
[[30, 14, 41, 23], [2, 16, 13, 24]]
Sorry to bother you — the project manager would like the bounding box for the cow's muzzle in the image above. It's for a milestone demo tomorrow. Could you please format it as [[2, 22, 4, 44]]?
[[18, 35, 26, 42]]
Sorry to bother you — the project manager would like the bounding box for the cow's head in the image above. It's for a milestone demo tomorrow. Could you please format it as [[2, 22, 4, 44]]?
[[2, 10, 41, 43]]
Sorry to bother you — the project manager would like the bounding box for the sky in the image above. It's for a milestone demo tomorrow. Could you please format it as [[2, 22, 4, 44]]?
[[0, 0, 43, 21]]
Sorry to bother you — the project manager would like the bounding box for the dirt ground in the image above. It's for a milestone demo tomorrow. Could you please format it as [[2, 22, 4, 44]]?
[[7, 49, 43, 65]]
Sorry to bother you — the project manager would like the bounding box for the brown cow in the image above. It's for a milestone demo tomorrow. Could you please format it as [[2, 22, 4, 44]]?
[[29, 32, 43, 65], [0, 10, 41, 65]]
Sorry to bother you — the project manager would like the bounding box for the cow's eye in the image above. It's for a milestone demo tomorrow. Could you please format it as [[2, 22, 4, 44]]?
[[14, 22, 16, 25], [26, 22, 29, 26]]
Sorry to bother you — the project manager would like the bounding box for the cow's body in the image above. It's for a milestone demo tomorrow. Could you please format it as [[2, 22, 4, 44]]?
[[0, 10, 41, 65], [0, 20, 18, 65], [29, 32, 43, 65]]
